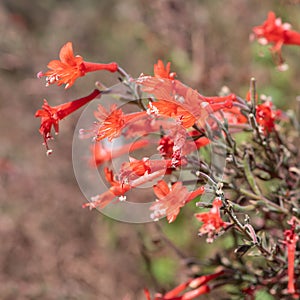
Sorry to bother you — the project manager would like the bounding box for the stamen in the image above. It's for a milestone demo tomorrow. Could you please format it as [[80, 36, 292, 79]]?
[[119, 195, 126, 201]]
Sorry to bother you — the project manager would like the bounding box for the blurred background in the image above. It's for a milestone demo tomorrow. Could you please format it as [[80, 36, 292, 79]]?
[[0, 0, 300, 299]]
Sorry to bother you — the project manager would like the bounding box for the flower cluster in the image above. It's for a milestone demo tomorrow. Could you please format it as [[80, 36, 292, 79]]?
[[36, 10, 300, 298], [252, 11, 300, 68], [36, 41, 239, 223]]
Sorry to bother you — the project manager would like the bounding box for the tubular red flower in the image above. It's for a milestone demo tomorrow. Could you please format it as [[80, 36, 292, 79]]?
[[283, 217, 299, 295], [144, 269, 223, 299], [144, 289, 152, 300], [35, 89, 101, 154], [94, 104, 125, 141], [151, 180, 204, 223], [252, 11, 300, 65], [255, 101, 281, 134], [40, 42, 118, 89], [158, 136, 174, 158], [137, 75, 237, 129], [163, 280, 193, 299], [180, 285, 210, 299], [83, 166, 168, 210], [90, 140, 149, 167], [191, 135, 210, 150], [253, 11, 300, 46], [82, 167, 131, 209], [221, 106, 248, 125], [119, 157, 172, 184], [151, 180, 190, 223], [149, 100, 196, 128], [82, 190, 117, 210], [154, 59, 176, 80], [195, 198, 228, 243], [188, 269, 224, 288], [94, 104, 147, 141]]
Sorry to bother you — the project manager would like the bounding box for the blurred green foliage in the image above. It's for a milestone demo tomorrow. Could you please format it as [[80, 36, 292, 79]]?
[[255, 289, 275, 300], [151, 257, 178, 286]]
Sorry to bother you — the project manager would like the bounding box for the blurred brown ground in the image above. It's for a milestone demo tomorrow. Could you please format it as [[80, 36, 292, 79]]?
[[0, 0, 299, 299]]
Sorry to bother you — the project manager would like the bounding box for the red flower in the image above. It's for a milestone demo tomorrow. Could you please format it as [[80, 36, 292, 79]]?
[[148, 100, 196, 128], [252, 11, 300, 66], [82, 168, 131, 209], [90, 140, 149, 167], [104, 168, 132, 196], [35, 89, 101, 154], [83, 190, 117, 210], [94, 104, 125, 141], [195, 198, 228, 243], [144, 289, 152, 300], [94, 104, 146, 141], [138, 75, 235, 129], [283, 217, 299, 296], [158, 132, 209, 161], [119, 157, 174, 186], [123, 117, 173, 139], [144, 269, 224, 300], [121, 157, 152, 178], [255, 101, 281, 134], [187, 131, 210, 150], [39, 42, 118, 89], [158, 136, 174, 158], [141, 79, 204, 128], [151, 126, 207, 170], [154, 59, 176, 80], [221, 106, 248, 125], [83, 166, 168, 210], [151, 180, 204, 223]]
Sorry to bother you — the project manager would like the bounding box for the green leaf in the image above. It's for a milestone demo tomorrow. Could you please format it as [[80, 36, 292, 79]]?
[[255, 289, 275, 300]]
